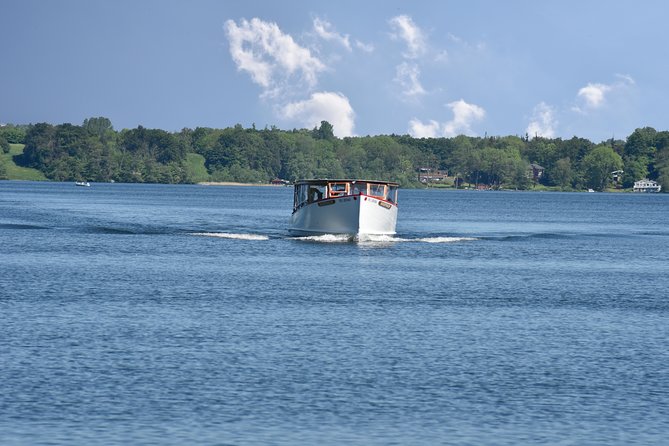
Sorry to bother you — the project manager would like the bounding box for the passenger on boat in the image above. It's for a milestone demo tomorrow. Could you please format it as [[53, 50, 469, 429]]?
[[309, 187, 323, 202]]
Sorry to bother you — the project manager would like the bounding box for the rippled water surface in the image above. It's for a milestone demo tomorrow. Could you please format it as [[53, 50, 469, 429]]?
[[1, 181, 668, 445]]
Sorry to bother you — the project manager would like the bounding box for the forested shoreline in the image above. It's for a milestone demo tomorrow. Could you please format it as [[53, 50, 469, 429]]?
[[1, 117, 668, 192]]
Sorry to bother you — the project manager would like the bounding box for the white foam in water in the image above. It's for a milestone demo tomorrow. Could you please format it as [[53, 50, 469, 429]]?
[[294, 234, 354, 243], [357, 234, 408, 243], [417, 236, 478, 243], [294, 233, 478, 244], [358, 234, 477, 243], [191, 232, 269, 241]]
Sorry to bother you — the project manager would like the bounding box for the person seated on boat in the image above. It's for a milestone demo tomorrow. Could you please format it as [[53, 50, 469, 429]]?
[[308, 187, 323, 202]]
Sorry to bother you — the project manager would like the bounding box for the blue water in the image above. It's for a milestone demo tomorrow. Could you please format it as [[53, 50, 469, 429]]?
[[1, 181, 668, 445]]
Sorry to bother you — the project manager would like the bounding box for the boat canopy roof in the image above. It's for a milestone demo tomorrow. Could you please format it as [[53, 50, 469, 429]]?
[[294, 179, 399, 187]]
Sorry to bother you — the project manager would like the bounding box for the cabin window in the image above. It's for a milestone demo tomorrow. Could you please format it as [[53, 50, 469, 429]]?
[[308, 185, 325, 202], [368, 183, 387, 200], [294, 183, 325, 210], [294, 184, 308, 210], [388, 185, 398, 204], [328, 182, 349, 197], [351, 182, 367, 195]]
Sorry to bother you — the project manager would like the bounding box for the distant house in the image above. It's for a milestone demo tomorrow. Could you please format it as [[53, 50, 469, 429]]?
[[611, 170, 624, 184], [633, 179, 661, 193], [418, 167, 448, 183], [527, 163, 544, 181]]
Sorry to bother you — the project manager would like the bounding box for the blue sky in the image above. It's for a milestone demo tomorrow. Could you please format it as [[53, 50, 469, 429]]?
[[2, 0, 668, 141]]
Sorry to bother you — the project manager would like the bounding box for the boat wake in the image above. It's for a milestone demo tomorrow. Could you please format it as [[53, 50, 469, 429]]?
[[189, 232, 477, 244], [190, 232, 270, 241], [294, 234, 478, 244], [293, 234, 356, 243], [413, 236, 478, 243], [359, 234, 478, 244]]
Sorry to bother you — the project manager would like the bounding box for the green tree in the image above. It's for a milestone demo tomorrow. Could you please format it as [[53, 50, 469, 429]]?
[[283, 152, 314, 181], [121, 126, 185, 164], [622, 156, 649, 188], [83, 117, 114, 141], [625, 127, 657, 159], [653, 146, 669, 193], [0, 154, 7, 179], [0, 125, 27, 144], [334, 138, 367, 179], [582, 145, 623, 191], [207, 125, 264, 172], [551, 157, 573, 190], [0, 135, 10, 154], [460, 147, 484, 187], [559, 137, 594, 164], [448, 137, 475, 184], [522, 138, 559, 185], [22, 123, 56, 169], [312, 120, 335, 140]]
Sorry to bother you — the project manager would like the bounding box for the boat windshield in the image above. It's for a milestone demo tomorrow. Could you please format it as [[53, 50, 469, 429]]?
[[352, 181, 398, 203], [387, 185, 398, 204], [351, 182, 367, 196], [368, 183, 386, 199], [293, 183, 326, 210], [294, 180, 398, 211], [328, 182, 349, 197]]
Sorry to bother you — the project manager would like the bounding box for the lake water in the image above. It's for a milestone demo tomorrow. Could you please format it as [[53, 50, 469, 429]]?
[[1, 181, 668, 445]]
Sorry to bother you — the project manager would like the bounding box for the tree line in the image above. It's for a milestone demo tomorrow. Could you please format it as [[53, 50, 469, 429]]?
[[1, 118, 668, 191]]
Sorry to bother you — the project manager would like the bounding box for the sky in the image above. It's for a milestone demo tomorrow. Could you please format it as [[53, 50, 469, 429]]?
[[2, 0, 668, 142]]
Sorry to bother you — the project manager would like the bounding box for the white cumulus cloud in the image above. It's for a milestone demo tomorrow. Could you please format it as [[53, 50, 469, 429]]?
[[409, 99, 485, 138], [574, 75, 635, 112], [313, 17, 351, 51], [408, 119, 441, 138], [443, 100, 486, 137], [389, 15, 426, 59], [354, 40, 375, 53], [526, 102, 557, 138], [395, 62, 426, 99], [225, 18, 325, 93], [577, 83, 612, 109], [281, 92, 356, 137]]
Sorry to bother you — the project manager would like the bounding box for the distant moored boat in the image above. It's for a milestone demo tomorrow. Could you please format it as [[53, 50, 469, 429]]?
[[75, 181, 91, 187]]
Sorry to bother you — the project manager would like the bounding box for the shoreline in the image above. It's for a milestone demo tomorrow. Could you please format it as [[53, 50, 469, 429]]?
[[198, 181, 277, 187], [0, 179, 646, 193], [196, 181, 639, 193]]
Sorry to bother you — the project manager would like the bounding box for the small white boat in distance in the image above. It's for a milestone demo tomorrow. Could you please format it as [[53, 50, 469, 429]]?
[[289, 179, 399, 236], [75, 181, 91, 187]]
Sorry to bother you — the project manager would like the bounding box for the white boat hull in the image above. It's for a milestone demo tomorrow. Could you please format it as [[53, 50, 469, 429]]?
[[289, 194, 397, 236]]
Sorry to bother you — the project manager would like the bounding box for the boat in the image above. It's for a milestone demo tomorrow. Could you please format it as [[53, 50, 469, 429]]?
[[288, 179, 399, 236], [75, 181, 90, 187]]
